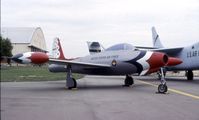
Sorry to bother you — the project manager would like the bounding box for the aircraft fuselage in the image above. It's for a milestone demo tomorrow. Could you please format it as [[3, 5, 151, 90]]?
[[49, 50, 145, 75], [167, 42, 199, 71]]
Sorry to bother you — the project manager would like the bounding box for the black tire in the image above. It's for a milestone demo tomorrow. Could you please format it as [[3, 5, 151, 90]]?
[[124, 76, 134, 86], [124, 78, 129, 86], [129, 77, 134, 85], [158, 84, 168, 93], [187, 70, 193, 80], [72, 78, 77, 88], [68, 78, 77, 89]]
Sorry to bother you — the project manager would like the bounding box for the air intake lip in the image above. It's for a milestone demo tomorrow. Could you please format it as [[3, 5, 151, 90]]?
[[163, 54, 168, 64]]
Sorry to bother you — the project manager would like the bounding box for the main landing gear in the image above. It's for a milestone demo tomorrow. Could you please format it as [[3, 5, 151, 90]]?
[[186, 70, 193, 80], [66, 65, 77, 89], [123, 75, 134, 87], [158, 68, 168, 93]]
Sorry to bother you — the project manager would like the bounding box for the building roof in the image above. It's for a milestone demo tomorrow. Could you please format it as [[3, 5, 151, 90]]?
[[1, 27, 39, 43], [1, 27, 47, 52]]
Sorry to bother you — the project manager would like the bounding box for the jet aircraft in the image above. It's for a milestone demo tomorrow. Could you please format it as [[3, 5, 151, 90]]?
[[136, 27, 199, 80], [12, 38, 182, 93], [149, 27, 199, 80]]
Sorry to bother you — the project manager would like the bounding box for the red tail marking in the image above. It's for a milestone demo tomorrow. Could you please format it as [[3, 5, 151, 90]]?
[[57, 38, 65, 60]]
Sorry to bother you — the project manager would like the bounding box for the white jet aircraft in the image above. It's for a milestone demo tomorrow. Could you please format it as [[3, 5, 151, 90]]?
[[12, 38, 182, 93]]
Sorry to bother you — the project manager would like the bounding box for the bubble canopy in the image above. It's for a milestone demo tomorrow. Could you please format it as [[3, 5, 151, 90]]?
[[105, 43, 135, 51]]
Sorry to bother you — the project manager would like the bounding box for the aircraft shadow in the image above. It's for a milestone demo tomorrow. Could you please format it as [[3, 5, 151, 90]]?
[[136, 76, 199, 84], [21, 81, 148, 92], [165, 77, 199, 84], [77, 84, 147, 91]]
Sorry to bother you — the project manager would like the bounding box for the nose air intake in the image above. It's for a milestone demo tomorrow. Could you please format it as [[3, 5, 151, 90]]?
[[163, 54, 168, 64], [146, 52, 182, 74], [145, 52, 168, 74], [147, 52, 169, 70]]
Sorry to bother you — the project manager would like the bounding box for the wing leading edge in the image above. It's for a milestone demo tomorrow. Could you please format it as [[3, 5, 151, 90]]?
[[49, 59, 111, 68]]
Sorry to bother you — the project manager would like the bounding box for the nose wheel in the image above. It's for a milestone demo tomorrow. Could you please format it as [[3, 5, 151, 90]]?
[[158, 68, 168, 93], [158, 84, 168, 93]]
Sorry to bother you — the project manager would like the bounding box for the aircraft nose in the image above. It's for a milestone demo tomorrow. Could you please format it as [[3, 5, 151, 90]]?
[[11, 53, 23, 63]]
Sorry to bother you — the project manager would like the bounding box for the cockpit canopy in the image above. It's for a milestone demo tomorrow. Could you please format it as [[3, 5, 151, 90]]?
[[105, 43, 135, 51]]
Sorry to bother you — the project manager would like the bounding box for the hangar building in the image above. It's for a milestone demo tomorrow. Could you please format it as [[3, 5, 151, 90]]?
[[1, 27, 47, 55]]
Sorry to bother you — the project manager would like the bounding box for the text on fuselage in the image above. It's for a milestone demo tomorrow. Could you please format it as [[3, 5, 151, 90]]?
[[187, 50, 199, 58], [91, 55, 119, 60]]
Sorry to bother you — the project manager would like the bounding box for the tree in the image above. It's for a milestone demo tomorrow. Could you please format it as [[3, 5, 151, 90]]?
[[0, 35, 13, 57]]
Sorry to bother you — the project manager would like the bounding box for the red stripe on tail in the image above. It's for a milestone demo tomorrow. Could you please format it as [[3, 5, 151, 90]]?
[[56, 38, 65, 60]]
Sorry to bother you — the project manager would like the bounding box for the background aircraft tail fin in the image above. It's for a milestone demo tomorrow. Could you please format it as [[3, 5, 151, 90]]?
[[87, 41, 104, 55], [152, 27, 164, 48], [51, 38, 65, 60]]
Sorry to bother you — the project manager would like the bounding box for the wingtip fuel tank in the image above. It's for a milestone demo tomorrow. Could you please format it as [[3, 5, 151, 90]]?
[[12, 52, 49, 64]]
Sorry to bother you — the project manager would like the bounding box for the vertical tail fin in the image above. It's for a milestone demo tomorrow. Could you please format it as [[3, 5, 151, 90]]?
[[51, 38, 65, 60], [152, 27, 164, 48]]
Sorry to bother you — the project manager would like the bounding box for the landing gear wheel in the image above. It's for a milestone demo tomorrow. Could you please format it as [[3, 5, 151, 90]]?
[[158, 84, 168, 93], [68, 78, 77, 89], [124, 75, 134, 87], [187, 70, 193, 80]]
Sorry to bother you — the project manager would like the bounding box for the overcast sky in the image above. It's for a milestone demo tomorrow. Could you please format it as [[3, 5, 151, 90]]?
[[2, 0, 199, 57]]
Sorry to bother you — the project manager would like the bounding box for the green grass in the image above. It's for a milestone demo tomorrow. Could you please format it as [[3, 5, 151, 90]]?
[[1, 66, 84, 82]]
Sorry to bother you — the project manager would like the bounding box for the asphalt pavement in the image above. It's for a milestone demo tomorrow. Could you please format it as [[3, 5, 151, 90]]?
[[1, 75, 199, 120]]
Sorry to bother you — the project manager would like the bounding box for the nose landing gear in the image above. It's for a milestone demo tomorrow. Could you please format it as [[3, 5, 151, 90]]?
[[158, 68, 168, 93]]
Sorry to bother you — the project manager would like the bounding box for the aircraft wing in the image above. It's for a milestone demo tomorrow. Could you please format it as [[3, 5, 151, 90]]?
[[135, 46, 184, 55], [152, 47, 184, 55], [49, 59, 111, 68], [135, 46, 158, 49]]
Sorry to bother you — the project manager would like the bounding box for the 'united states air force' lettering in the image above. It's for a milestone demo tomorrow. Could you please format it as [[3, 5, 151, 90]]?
[[91, 55, 119, 60]]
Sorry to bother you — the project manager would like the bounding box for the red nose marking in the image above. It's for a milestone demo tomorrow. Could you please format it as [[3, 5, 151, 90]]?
[[30, 52, 49, 64]]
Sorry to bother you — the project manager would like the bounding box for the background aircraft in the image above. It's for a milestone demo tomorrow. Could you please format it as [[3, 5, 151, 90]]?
[[12, 38, 182, 93], [148, 27, 199, 80]]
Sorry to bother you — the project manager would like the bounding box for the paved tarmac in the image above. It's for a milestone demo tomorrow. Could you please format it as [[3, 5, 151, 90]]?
[[1, 76, 199, 120]]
